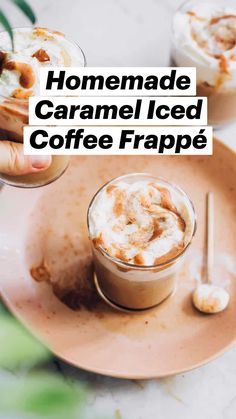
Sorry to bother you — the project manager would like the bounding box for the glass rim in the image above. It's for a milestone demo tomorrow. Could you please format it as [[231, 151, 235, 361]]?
[[0, 26, 87, 102], [87, 172, 197, 270], [177, 0, 235, 10]]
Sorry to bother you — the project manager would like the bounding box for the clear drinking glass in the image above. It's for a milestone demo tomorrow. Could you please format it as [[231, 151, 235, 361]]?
[[87, 173, 196, 310], [0, 28, 86, 188], [171, 0, 236, 127]]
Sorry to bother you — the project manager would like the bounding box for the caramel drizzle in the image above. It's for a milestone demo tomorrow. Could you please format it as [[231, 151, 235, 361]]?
[[210, 15, 236, 25], [154, 244, 184, 265], [149, 219, 163, 241], [92, 184, 187, 266], [188, 11, 236, 87], [33, 27, 65, 37], [32, 49, 50, 63], [187, 11, 206, 22], [33, 27, 54, 40], [92, 233, 104, 249], [12, 88, 34, 99], [149, 183, 178, 215], [218, 54, 230, 74], [0, 51, 7, 74], [106, 184, 117, 194], [134, 253, 145, 265], [4, 61, 35, 89]]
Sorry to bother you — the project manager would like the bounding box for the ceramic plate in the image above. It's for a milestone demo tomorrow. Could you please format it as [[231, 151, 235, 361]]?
[[0, 138, 236, 379]]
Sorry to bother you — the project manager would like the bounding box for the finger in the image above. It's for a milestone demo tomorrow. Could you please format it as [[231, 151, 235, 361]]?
[[0, 141, 52, 175]]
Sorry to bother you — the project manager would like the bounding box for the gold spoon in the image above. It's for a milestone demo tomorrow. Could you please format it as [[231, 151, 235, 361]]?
[[192, 192, 230, 314]]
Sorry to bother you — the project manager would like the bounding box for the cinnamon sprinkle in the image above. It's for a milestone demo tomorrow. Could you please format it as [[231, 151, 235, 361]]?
[[113, 189, 124, 217]]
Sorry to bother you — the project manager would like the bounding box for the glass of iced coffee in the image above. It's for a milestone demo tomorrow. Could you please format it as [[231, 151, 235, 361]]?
[[172, 0, 236, 127], [0, 27, 85, 187], [87, 173, 196, 310]]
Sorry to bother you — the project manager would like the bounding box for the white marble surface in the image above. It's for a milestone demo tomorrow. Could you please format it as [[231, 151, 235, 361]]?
[[2, 0, 236, 418]]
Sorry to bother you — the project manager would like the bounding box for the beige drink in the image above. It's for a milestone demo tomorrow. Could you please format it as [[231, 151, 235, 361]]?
[[172, 0, 236, 127], [88, 173, 196, 310], [0, 27, 85, 187]]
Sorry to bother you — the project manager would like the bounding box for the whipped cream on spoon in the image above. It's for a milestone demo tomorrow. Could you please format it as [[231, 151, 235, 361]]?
[[192, 192, 230, 314]]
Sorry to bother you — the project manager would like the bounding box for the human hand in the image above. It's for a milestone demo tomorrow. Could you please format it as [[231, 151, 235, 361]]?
[[0, 140, 51, 175]]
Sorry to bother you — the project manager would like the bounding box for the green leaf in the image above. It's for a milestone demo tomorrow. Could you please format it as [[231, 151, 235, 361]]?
[[0, 372, 86, 419], [0, 10, 13, 50], [0, 314, 51, 369], [9, 0, 36, 24]]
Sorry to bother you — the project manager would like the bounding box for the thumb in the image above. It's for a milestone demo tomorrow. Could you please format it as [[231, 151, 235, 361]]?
[[0, 141, 51, 176]]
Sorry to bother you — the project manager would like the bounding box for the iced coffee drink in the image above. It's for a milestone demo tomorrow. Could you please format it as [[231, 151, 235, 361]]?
[[88, 174, 196, 310], [0, 27, 85, 187], [172, 0, 236, 126]]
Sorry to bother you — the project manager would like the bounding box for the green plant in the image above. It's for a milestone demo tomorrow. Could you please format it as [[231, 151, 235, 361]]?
[[0, 0, 36, 49], [0, 302, 87, 418]]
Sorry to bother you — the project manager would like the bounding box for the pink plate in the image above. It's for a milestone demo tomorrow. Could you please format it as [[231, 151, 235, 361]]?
[[0, 138, 236, 379]]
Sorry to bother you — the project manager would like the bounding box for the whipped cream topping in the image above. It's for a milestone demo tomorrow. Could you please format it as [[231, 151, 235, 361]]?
[[172, 2, 236, 88], [89, 178, 194, 266], [0, 27, 84, 98]]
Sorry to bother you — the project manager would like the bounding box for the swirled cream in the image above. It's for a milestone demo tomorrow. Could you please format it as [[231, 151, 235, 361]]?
[[173, 2, 236, 88], [89, 179, 194, 266], [0, 27, 84, 98]]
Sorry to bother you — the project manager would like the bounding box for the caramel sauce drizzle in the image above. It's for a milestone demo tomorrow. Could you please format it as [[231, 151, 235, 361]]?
[[188, 11, 236, 88], [149, 220, 163, 241], [154, 244, 184, 265], [210, 15, 236, 25], [106, 184, 117, 194], [0, 51, 7, 74], [219, 54, 230, 74], [33, 27, 54, 40], [32, 49, 50, 62], [30, 259, 51, 283], [92, 184, 187, 266], [187, 11, 206, 22], [149, 184, 178, 214], [32, 27, 65, 41], [115, 249, 129, 262], [134, 254, 145, 265], [4, 61, 35, 89], [12, 88, 34, 99], [92, 233, 104, 249]]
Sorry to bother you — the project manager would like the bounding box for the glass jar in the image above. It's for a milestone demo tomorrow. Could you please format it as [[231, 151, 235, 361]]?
[[87, 173, 196, 310], [0, 27, 86, 188], [171, 0, 236, 127]]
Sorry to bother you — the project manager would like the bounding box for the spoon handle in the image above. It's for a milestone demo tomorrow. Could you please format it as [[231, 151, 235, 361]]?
[[207, 192, 214, 284]]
